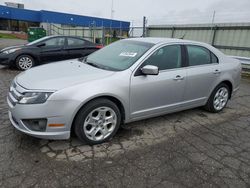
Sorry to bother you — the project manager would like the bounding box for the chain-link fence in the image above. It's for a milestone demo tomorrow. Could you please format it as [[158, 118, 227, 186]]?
[[129, 27, 144, 38], [47, 23, 135, 45]]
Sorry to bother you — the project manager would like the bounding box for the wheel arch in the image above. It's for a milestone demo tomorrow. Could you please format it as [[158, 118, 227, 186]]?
[[210, 80, 233, 100], [70, 95, 126, 135], [15, 53, 39, 65], [220, 80, 233, 99]]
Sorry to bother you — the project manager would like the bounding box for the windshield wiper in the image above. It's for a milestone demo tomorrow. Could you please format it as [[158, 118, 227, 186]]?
[[79, 56, 117, 71], [85, 61, 102, 69], [78, 56, 87, 62], [81, 57, 102, 69]]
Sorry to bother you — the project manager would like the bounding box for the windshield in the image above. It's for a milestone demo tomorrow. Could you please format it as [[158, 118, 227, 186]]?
[[27, 36, 51, 46], [85, 40, 154, 71]]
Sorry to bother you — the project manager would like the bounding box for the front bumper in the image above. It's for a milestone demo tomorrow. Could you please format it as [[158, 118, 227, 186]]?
[[8, 111, 70, 139], [7, 82, 80, 140], [0, 53, 13, 65]]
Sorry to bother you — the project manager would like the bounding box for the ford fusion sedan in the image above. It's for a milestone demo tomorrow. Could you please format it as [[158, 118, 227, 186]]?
[[0, 36, 102, 70], [7, 38, 241, 145]]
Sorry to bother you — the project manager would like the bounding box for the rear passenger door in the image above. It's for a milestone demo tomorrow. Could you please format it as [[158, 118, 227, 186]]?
[[65, 37, 96, 59], [183, 45, 220, 107]]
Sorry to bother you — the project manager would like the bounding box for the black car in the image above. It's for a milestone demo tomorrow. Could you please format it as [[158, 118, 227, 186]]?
[[0, 36, 102, 70]]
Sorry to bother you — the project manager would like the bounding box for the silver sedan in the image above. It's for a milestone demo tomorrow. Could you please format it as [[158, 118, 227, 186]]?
[[7, 38, 241, 145]]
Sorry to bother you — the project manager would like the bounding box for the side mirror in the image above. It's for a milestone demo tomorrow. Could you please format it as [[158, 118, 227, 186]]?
[[37, 43, 46, 47], [141, 65, 159, 75]]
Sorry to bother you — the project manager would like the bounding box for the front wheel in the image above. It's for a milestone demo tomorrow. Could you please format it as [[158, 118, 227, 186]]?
[[16, 55, 35, 70], [74, 98, 121, 145], [204, 83, 230, 113]]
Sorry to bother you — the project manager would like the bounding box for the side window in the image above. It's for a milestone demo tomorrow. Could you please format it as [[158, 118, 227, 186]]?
[[44, 37, 65, 47], [144, 45, 182, 70], [67, 38, 85, 47], [187, 45, 211, 66]]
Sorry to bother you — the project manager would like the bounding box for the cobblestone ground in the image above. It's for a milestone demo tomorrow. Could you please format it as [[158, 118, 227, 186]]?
[[1, 65, 250, 187]]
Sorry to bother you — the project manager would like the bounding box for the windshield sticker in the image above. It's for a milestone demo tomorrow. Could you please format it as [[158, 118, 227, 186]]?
[[119, 52, 137, 57]]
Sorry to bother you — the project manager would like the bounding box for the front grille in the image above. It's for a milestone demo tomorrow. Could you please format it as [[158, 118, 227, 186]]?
[[7, 94, 15, 106], [8, 82, 24, 107], [10, 88, 22, 100]]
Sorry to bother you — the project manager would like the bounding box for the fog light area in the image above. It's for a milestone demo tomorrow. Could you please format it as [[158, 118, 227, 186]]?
[[22, 119, 47, 132]]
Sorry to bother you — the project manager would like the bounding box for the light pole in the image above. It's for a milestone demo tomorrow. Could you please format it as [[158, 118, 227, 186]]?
[[111, 0, 115, 19]]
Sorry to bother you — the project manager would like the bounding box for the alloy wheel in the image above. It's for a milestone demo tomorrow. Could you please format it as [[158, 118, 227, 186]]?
[[83, 106, 117, 141], [18, 57, 33, 70], [213, 87, 229, 111]]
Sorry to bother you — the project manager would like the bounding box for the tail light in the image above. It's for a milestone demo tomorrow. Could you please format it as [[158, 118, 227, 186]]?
[[96, 45, 103, 49]]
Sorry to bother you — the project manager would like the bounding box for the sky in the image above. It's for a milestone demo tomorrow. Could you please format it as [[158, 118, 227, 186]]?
[[0, 0, 250, 26]]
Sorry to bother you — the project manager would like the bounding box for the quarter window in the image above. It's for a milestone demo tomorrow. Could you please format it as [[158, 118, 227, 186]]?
[[187, 45, 218, 66], [211, 52, 219, 63], [144, 45, 182, 70]]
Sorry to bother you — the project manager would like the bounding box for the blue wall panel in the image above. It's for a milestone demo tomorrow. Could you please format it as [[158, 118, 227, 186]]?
[[40, 10, 130, 29], [0, 5, 11, 19], [0, 5, 40, 22], [0, 5, 130, 29]]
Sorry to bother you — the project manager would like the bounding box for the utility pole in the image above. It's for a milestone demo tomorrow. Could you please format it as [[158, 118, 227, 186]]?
[[211, 10, 216, 45], [111, 0, 115, 19], [211, 11, 216, 26], [142, 16, 147, 37], [211, 10, 216, 31], [131, 20, 134, 37]]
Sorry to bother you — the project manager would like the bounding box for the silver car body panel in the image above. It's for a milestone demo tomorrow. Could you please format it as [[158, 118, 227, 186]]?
[[7, 38, 242, 139], [16, 60, 115, 90]]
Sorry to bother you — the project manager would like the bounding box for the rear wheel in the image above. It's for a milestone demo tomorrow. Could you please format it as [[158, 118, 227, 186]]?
[[16, 55, 35, 70], [204, 83, 230, 113], [74, 98, 121, 145]]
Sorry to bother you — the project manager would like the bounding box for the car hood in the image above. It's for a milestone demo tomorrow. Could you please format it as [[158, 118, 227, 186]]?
[[16, 60, 115, 90], [1, 45, 26, 52]]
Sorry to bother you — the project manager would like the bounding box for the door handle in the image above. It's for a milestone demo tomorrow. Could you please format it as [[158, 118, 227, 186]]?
[[173, 75, 184, 81], [213, 69, 221, 74]]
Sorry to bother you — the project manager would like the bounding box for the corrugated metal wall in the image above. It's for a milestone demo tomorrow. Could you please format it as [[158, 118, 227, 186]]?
[[148, 23, 250, 58]]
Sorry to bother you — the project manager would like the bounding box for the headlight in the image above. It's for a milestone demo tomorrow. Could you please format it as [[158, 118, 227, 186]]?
[[19, 92, 53, 104], [10, 79, 14, 88], [2, 48, 21, 54]]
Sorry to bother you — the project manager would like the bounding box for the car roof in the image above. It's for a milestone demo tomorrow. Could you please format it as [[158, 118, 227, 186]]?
[[47, 35, 82, 39], [43, 35, 93, 43], [126, 37, 206, 46], [125, 37, 226, 59]]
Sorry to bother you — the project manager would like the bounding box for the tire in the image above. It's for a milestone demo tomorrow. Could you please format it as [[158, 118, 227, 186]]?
[[74, 98, 121, 145], [204, 83, 230, 113], [16, 55, 35, 70]]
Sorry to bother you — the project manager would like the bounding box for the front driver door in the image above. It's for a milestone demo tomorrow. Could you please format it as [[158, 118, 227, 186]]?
[[130, 44, 187, 120], [40, 37, 66, 63]]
